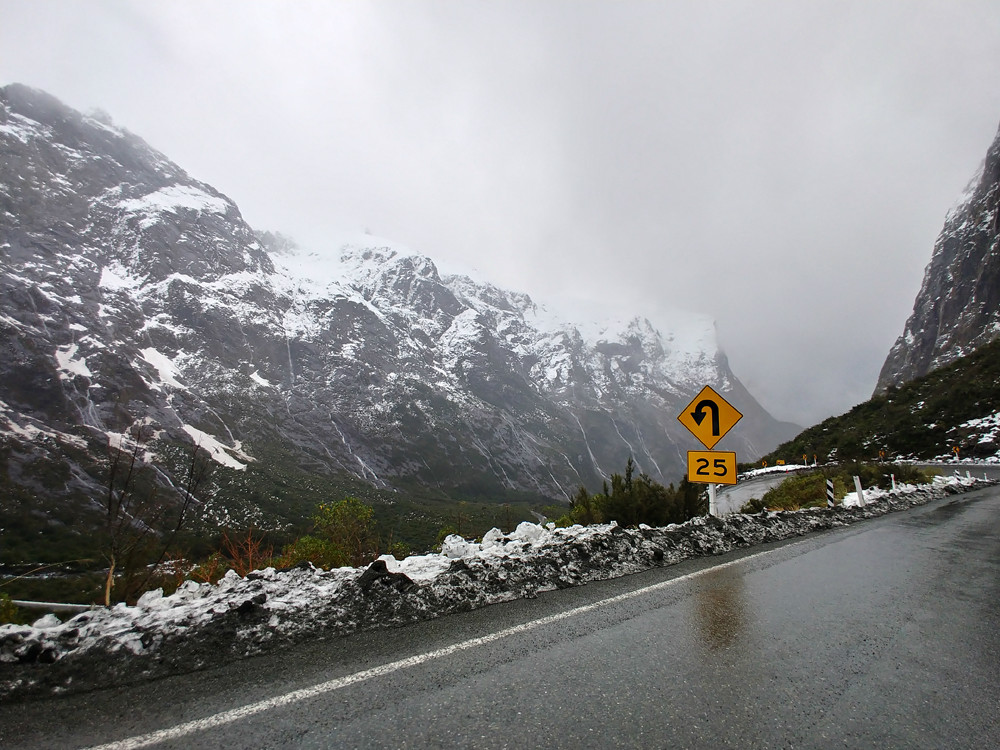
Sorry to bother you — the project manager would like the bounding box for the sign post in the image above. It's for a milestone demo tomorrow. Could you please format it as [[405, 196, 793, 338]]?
[[678, 386, 743, 516]]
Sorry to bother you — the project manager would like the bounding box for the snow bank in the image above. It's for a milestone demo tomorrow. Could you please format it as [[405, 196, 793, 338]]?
[[742, 463, 814, 479], [839, 473, 981, 508], [0, 474, 990, 702]]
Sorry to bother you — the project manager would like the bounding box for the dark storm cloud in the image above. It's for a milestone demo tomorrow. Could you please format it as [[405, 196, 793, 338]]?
[[4, 0, 1000, 425]]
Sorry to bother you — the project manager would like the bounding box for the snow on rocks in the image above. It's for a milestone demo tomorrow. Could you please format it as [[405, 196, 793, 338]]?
[[0, 475, 992, 701], [839, 472, 980, 507]]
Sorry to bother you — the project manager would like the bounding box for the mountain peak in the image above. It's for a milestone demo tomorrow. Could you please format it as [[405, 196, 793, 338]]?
[[0, 86, 796, 545], [876, 117, 1000, 392]]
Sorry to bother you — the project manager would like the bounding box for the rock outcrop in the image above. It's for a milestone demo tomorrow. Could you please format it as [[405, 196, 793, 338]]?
[[876, 120, 1000, 392]]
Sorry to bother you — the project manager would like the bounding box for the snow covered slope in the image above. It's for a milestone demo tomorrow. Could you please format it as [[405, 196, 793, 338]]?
[[0, 83, 796, 540]]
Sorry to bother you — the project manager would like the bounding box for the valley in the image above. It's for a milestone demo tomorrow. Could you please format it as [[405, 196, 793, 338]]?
[[0, 83, 794, 586]]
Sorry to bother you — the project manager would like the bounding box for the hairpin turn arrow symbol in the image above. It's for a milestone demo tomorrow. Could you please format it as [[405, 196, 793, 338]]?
[[690, 399, 721, 436]]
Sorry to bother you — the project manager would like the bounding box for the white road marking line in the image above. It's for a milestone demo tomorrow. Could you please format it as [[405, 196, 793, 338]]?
[[84, 543, 797, 749]]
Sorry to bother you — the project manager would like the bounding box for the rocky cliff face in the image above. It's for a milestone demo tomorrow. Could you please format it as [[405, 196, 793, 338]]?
[[0, 84, 796, 533], [876, 121, 1000, 393]]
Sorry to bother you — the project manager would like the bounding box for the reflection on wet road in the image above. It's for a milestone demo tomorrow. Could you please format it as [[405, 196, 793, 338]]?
[[691, 566, 751, 651]]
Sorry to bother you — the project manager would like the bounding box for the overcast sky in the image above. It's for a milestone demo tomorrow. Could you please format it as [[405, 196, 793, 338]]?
[[4, 1, 1000, 426]]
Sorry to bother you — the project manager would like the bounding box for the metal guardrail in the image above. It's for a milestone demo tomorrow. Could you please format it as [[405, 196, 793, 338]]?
[[12, 600, 95, 614]]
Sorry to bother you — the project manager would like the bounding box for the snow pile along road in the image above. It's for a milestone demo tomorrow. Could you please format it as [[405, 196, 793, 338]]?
[[0, 474, 990, 701]]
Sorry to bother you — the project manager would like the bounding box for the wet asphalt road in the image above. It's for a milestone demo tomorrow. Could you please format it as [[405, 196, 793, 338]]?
[[4, 485, 1000, 749], [715, 471, 805, 515]]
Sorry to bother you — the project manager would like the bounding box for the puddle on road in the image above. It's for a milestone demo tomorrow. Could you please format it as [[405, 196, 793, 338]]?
[[691, 566, 752, 652], [901, 497, 969, 528]]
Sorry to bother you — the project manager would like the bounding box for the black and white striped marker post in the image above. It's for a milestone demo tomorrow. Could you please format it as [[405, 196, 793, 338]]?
[[826, 479, 835, 508]]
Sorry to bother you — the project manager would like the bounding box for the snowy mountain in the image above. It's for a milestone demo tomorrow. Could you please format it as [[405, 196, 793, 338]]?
[[876, 119, 1000, 392], [0, 83, 795, 537]]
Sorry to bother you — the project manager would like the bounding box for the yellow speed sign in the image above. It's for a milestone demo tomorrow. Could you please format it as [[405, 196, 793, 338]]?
[[687, 450, 738, 485]]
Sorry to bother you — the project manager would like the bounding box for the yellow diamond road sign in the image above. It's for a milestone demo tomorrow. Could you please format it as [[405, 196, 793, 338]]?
[[677, 385, 743, 450]]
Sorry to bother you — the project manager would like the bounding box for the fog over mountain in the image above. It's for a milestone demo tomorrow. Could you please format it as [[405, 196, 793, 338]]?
[[4, 1, 1000, 427]]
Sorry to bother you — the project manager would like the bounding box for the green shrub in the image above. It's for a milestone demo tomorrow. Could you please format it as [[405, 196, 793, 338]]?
[[759, 474, 832, 511], [740, 497, 767, 514], [313, 496, 378, 567], [385, 541, 410, 560], [0, 592, 22, 625], [276, 535, 347, 569], [572, 458, 707, 528], [434, 524, 460, 551]]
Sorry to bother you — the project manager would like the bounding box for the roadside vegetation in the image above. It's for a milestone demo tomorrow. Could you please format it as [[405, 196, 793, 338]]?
[[740, 463, 938, 513], [1, 494, 407, 618], [558, 457, 706, 527], [1, 453, 709, 617], [0, 592, 29, 625], [0, 434, 544, 595], [0, 443, 543, 608], [100, 426, 210, 606]]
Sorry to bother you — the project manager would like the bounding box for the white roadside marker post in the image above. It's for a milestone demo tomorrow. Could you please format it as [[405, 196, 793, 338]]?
[[853, 475, 866, 506]]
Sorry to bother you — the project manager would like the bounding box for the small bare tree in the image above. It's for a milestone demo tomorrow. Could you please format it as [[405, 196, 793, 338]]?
[[103, 425, 210, 605]]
